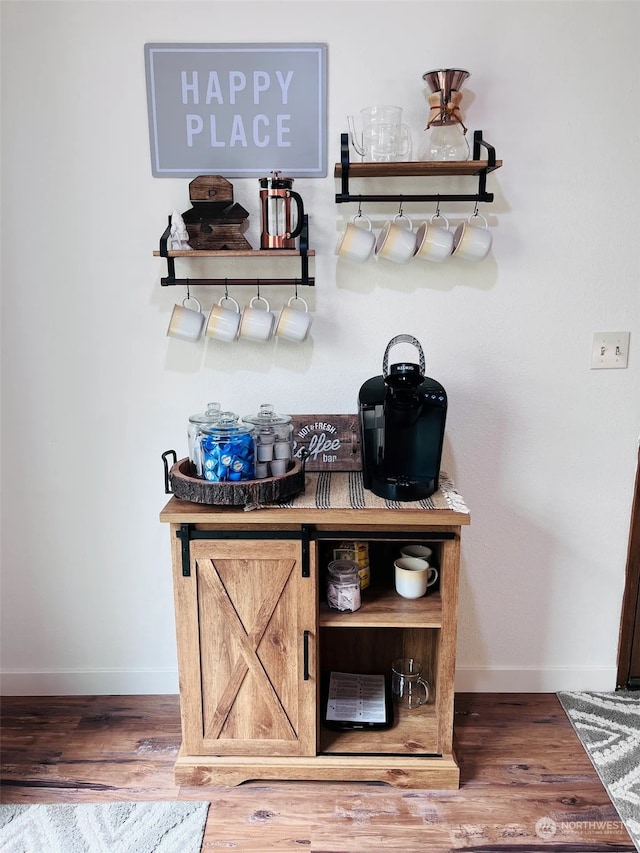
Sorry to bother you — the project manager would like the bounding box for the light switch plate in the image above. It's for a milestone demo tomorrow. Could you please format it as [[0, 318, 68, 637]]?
[[591, 332, 630, 369]]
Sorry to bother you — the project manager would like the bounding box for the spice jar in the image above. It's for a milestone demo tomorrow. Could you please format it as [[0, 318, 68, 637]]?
[[242, 403, 293, 478], [199, 413, 256, 482], [326, 560, 362, 612], [188, 402, 222, 476]]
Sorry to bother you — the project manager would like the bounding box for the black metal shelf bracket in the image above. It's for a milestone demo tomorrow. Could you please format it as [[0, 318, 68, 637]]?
[[335, 130, 497, 205], [159, 215, 314, 287]]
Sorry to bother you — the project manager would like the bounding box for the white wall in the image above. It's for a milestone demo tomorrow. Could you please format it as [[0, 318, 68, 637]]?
[[1, 0, 639, 695]]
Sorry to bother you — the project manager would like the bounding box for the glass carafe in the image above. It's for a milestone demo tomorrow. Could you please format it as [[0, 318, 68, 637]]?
[[348, 105, 411, 162]]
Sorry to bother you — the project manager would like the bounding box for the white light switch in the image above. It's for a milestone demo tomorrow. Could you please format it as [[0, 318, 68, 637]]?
[[591, 332, 630, 369]]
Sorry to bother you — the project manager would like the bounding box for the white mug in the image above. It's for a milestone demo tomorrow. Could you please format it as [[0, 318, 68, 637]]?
[[375, 212, 416, 264], [205, 295, 241, 342], [167, 296, 205, 342], [414, 214, 454, 263], [400, 544, 433, 562], [336, 213, 376, 264], [239, 295, 275, 342], [394, 557, 439, 599], [275, 295, 313, 343], [452, 213, 492, 261]]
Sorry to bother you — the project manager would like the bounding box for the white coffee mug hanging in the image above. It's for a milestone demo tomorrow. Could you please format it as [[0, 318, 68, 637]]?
[[452, 210, 492, 261], [275, 295, 312, 343]]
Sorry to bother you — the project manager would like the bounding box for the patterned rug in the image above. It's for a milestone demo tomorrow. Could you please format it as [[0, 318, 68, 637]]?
[[558, 691, 640, 851], [0, 801, 209, 853]]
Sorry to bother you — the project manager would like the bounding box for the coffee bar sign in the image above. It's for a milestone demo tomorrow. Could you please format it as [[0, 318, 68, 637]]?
[[291, 415, 362, 472], [145, 43, 327, 178]]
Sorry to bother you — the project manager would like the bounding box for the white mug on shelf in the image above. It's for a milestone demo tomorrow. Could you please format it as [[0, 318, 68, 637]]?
[[394, 557, 438, 599], [400, 544, 433, 562]]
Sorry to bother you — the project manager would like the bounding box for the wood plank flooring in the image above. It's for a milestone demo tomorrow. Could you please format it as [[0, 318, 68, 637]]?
[[1, 693, 635, 852]]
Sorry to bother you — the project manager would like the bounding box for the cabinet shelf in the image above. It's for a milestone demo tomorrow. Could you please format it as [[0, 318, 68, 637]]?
[[320, 702, 438, 755], [156, 214, 314, 287], [335, 129, 501, 204], [319, 588, 442, 628]]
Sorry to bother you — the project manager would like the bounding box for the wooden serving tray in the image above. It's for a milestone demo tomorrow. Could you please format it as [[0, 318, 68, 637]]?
[[167, 456, 305, 506]]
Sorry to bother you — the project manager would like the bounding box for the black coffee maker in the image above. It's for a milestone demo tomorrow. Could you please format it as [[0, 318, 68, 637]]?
[[358, 335, 447, 501]]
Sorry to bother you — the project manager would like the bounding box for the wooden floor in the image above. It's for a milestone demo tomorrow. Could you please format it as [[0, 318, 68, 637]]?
[[1, 693, 635, 852]]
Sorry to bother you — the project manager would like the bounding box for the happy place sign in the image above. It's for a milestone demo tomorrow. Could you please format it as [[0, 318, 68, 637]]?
[[144, 43, 327, 178]]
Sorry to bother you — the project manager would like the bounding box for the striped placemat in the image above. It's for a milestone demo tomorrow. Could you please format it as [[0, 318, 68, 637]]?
[[267, 470, 469, 513]]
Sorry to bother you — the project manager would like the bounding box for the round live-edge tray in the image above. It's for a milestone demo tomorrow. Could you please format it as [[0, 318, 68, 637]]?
[[161, 452, 306, 506]]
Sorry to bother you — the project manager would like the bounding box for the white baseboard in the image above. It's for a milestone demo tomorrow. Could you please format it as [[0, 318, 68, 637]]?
[[0, 668, 179, 696], [1, 666, 618, 696], [454, 666, 618, 693]]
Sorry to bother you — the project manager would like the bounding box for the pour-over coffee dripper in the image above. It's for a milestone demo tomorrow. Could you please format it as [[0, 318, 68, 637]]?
[[420, 68, 471, 161]]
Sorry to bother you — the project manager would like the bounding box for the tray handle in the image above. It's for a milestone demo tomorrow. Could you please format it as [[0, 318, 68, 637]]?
[[161, 449, 178, 494]]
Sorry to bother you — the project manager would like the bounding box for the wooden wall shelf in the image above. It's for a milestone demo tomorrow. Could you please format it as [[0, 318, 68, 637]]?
[[156, 215, 314, 287], [335, 130, 501, 204]]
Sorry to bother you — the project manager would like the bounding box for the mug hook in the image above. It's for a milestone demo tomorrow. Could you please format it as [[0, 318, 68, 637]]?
[[435, 196, 441, 219], [472, 200, 479, 218], [224, 277, 229, 300], [398, 197, 404, 218], [186, 279, 190, 300]]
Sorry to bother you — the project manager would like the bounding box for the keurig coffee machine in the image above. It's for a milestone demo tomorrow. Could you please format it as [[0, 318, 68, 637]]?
[[358, 335, 447, 501]]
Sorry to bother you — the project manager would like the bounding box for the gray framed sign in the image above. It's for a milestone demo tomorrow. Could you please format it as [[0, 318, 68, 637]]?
[[145, 42, 327, 178]]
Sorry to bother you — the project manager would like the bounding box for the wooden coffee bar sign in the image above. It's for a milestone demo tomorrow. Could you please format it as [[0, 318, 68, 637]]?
[[291, 415, 362, 472]]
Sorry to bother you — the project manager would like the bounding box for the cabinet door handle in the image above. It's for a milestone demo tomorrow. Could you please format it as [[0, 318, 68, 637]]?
[[303, 630, 311, 681]]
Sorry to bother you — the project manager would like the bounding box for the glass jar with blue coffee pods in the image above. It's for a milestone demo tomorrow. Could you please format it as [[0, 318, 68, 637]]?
[[188, 402, 222, 476], [199, 413, 256, 482], [242, 403, 293, 478]]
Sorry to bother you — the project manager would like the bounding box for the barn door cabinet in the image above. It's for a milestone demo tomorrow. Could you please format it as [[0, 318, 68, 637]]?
[[160, 498, 469, 789]]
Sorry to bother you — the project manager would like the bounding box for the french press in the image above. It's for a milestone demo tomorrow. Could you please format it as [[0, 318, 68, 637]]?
[[258, 171, 304, 249]]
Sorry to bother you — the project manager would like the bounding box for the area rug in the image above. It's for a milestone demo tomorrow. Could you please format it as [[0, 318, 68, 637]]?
[[0, 800, 209, 853], [558, 690, 640, 851]]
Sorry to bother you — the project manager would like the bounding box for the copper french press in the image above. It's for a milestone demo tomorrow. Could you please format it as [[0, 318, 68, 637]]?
[[258, 171, 304, 249]]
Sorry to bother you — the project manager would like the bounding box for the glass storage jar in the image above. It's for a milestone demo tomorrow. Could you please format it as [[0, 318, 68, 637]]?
[[199, 413, 256, 482], [326, 559, 362, 612], [188, 402, 222, 476], [242, 403, 294, 478]]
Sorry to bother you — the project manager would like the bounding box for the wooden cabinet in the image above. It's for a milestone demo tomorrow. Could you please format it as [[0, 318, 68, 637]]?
[[160, 496, 469, 788]]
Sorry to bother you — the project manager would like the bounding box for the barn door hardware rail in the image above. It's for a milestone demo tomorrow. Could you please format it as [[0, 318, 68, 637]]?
[[335, 130, 501, 205], [156, 215, 314, 287], [174, 522, 314, 578]]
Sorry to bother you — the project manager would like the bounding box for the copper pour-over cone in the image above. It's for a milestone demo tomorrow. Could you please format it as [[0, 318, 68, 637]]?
[[422, 68, 470, 100]]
